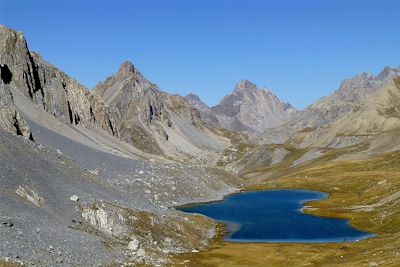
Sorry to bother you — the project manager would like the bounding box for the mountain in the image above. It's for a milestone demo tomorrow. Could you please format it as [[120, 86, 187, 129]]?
[[262, 67, 400, 145], [93, 61, 229, 161], [184, 80, 295, 133], [306, 77, 400, 150], [211, 80, 295, 132], [287, 67, 400, 129], [0, 25, 118, 140], [184, 93, 208, 110]]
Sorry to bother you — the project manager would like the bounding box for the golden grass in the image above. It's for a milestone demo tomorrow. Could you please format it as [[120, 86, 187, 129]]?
[[171, 151, 400, 266]]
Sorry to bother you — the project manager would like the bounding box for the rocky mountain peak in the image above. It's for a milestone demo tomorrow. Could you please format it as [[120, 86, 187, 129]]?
[[116, 61, 137, 78], [377, 66, 400, 81], [283, 102, 295, 112], [184, 93, 208, 109], [210, 80, 295, 132], [234, 79, 258, 93]]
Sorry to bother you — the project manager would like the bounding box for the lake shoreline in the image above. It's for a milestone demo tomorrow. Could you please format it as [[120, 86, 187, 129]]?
[[178, 189, 374, 244]]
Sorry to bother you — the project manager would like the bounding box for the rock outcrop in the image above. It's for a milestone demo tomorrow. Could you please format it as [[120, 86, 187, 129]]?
[[0, 80, 32, 139], [0, 25, 118, 138], [0, 59, 33, 140]]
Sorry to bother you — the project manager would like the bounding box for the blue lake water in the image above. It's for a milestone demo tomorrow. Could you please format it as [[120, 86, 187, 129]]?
[[178, 189, 374, 243]]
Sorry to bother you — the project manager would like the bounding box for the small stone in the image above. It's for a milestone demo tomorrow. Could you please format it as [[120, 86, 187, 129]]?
[[191, 249, 199, 253], [70, 195, 79, 202], [17, 230, 23, 236], [138, 170, 144, 174], [2, 221, 13, 227], [128, 239, 140, 251], [137, 248, 145, 257]]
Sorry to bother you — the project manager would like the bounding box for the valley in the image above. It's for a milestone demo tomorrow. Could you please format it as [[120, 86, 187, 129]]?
[[1, 23, 400, 267]]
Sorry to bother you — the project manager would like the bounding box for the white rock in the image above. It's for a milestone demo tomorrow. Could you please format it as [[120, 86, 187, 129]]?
[[138, 170, 144, 174], [128, 239, 140, 251], [70, 195, 79, 202], [191, 249, 199, 253], [137, 248, 145, 257]]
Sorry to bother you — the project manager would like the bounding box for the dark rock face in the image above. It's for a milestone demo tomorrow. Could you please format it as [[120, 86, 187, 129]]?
[[0, 25, 118, 138], [0, 64, 12, 84]]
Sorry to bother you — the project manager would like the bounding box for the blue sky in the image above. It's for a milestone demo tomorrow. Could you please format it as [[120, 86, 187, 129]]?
[[1, 0, 399, 109]]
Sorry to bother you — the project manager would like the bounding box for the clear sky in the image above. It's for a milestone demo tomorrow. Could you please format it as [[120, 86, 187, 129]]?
[[1, 0, 399, 109]]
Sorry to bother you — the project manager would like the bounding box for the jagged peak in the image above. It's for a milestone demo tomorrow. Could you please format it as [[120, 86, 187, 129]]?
[[116, 61, 138, 78], [234, 79, 258, 92], [185, 93, 208, 108], [0, 24, 24, 38], [260, 87, 276, 97], [0, 25, 29, 53], [185, 93, 201, 100], [377, 66, 400, 81], [283, 102, 296, 112], [185, 93, 203, 102]]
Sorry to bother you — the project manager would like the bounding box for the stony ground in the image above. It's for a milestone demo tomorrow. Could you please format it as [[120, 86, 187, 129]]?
[[0, 127, 236, 266]]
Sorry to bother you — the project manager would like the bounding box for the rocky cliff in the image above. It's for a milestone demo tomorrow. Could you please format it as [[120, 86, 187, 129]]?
[[0, 26, 32, 139], [0, 65, 31, 140], [0, 25, 118, 138]]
